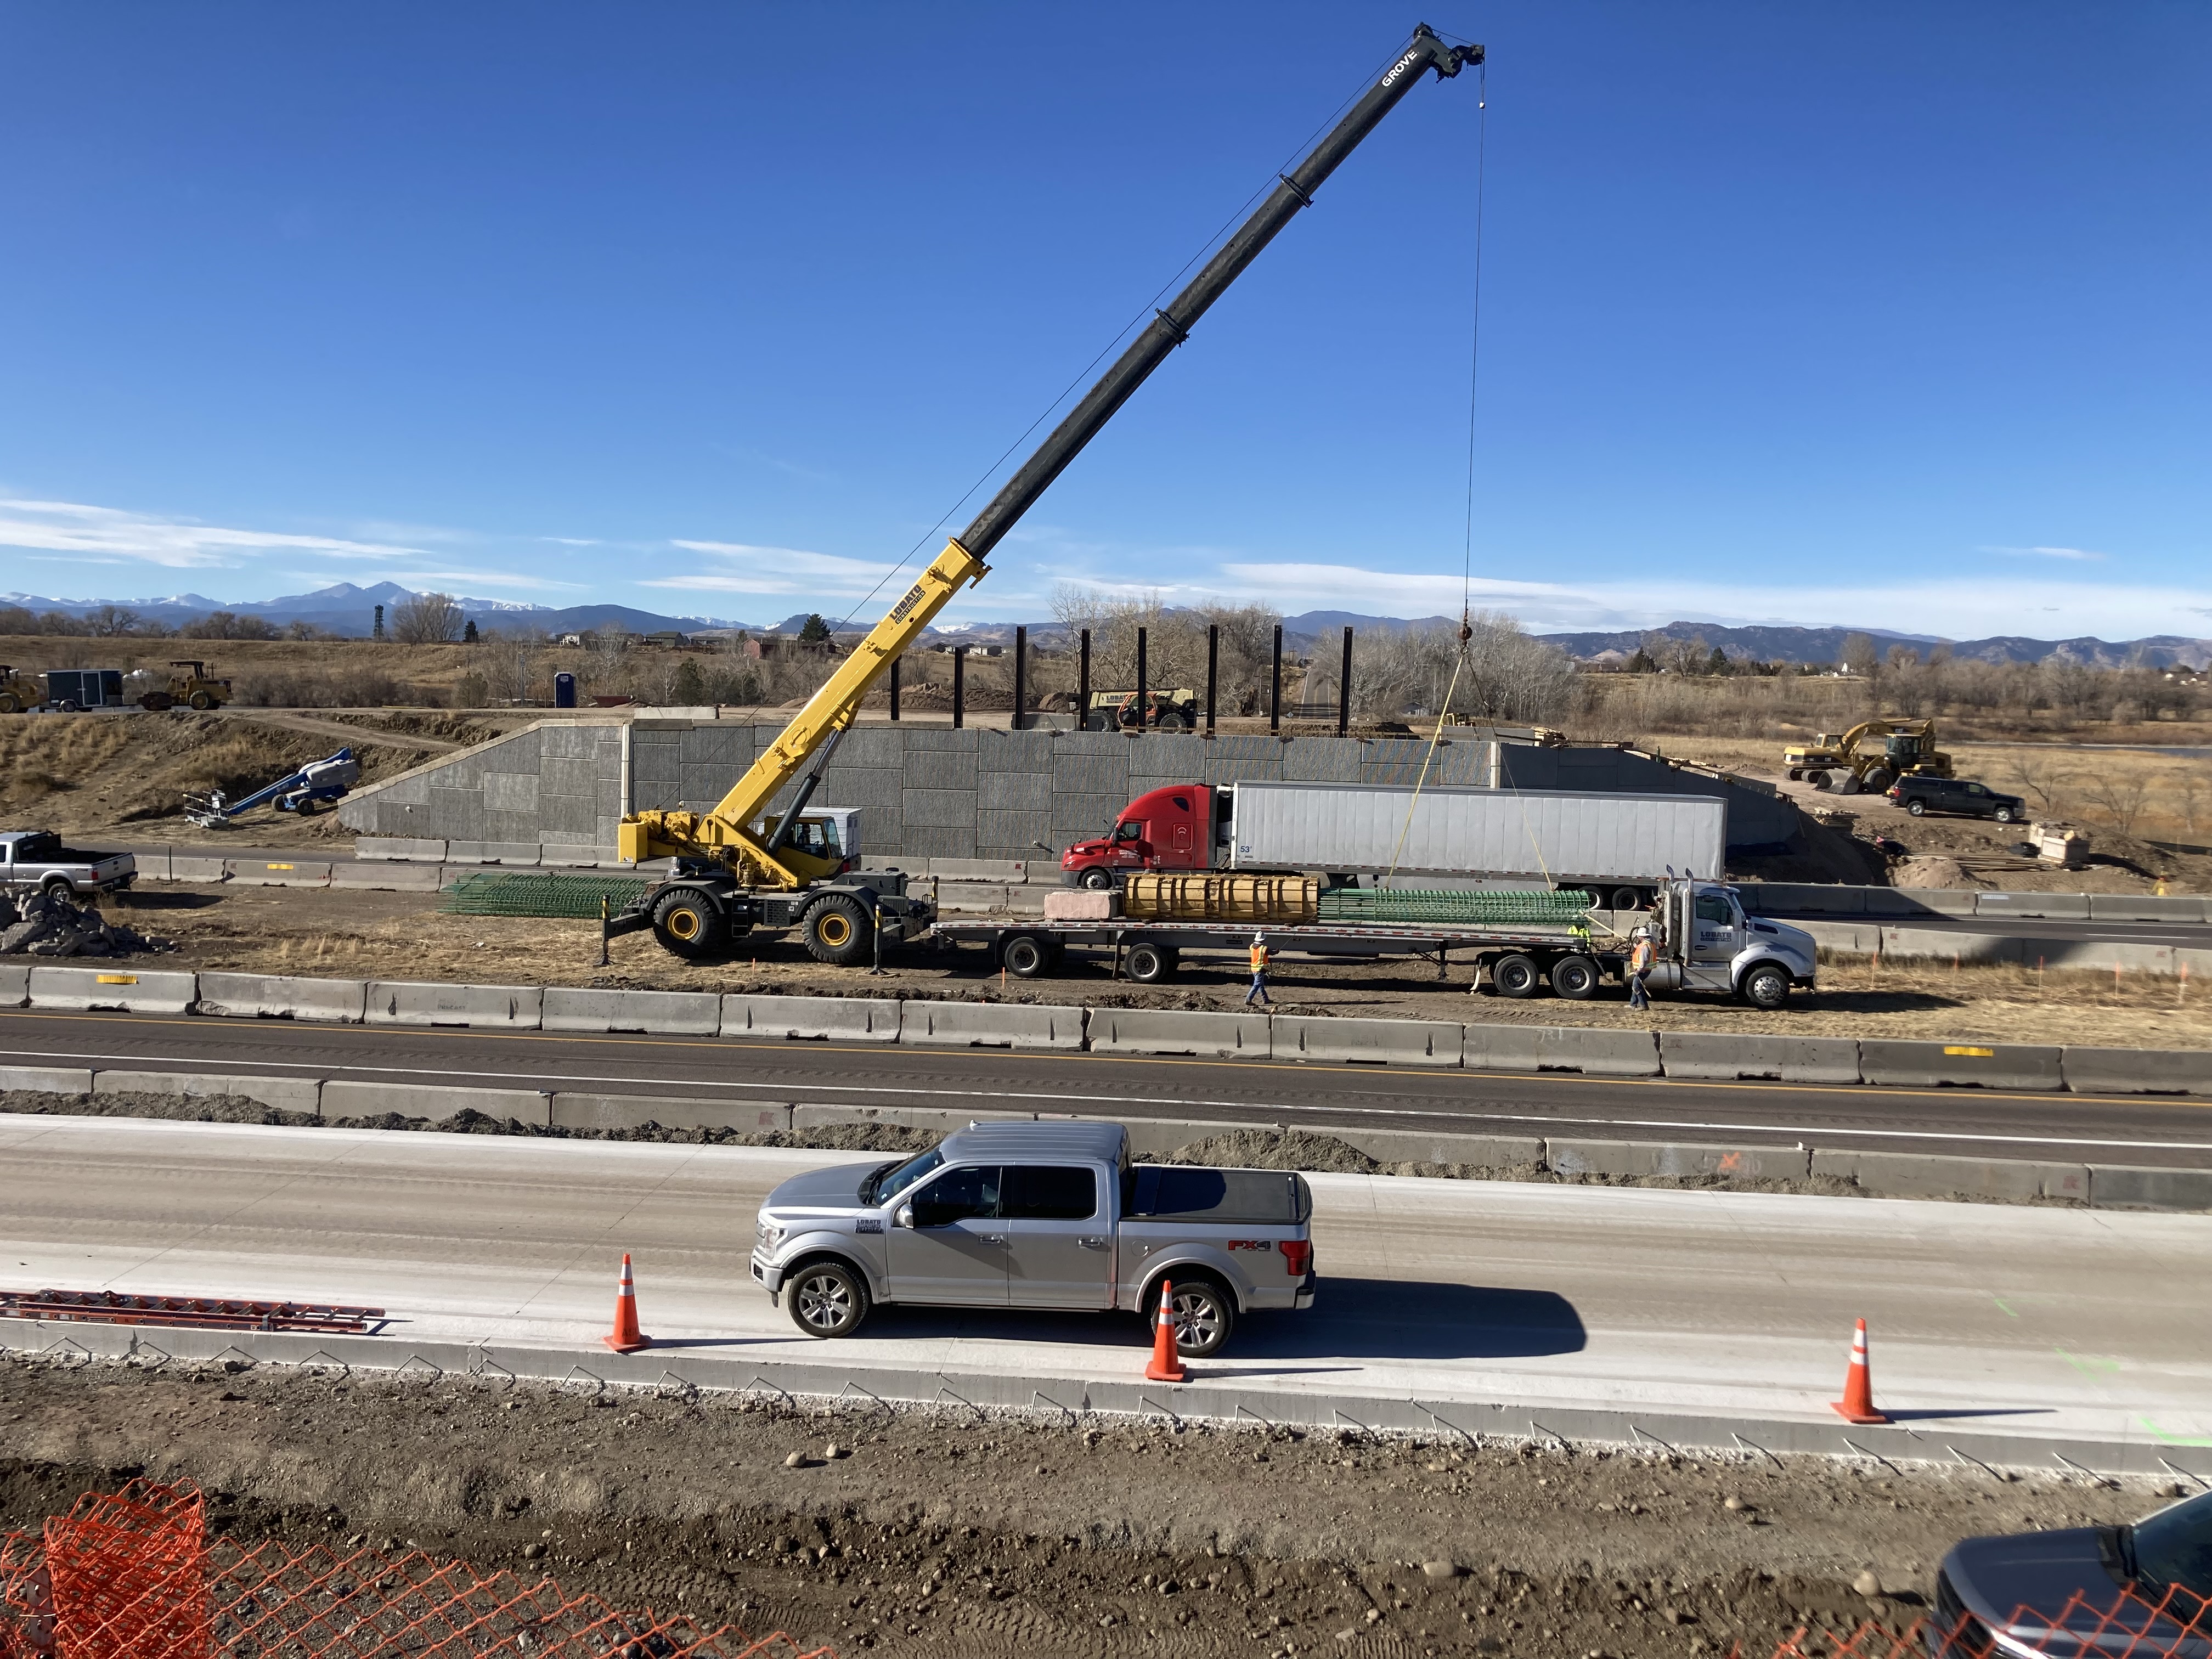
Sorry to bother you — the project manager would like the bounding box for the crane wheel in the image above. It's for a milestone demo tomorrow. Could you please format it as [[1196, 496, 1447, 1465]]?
[[651, 890, 721, 958], [800, 893, 873, 967]]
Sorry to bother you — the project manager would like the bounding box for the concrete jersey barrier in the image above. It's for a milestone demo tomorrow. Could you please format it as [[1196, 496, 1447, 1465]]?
[[1463, 1024, 1661, 1077], [364, 981, 544, 1030], [1857, 1039, 2063, 1091], [27, 966, 199, 1014], [899, 1001, 1085, 1050], [195, 972, 368, 1024], [543, 986, 721, 1036], [92, 1069, 321, 1116], [1272, 1015, 1463, 1068], [1657, 1031, 1860, 1084], [1088, 1008, 1271, 1060], [720, 995, 900, 1043]]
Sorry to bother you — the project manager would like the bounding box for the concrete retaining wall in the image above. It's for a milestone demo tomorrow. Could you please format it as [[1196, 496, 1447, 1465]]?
[[332, 718, 1792, 864]]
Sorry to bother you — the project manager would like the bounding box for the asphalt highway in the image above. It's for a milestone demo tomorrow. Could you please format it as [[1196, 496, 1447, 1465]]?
[[4, 1115, 2207, 1446], [4, 1007, 2210, 1168], [1763, 909, 2212, 947]]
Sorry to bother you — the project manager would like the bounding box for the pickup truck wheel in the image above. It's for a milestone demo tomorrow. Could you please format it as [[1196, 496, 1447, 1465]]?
[[1491, 952, 1541, 998], [1124, 941, 1174, 984], [651, 890, 720, 958], [1077, 867, 1115, 891], [1740, 962, 1791, 1011], [40, 877, 77, 900], [1905, 799, 1926, 816], [1002, 934, 1049, 978], [1550, 955, 1600, 1000], [1993, 805, 2017, 823], [1144, 1275, 1234, 1358], [786, 1260, 870, 1339], [800, 893, 874, 966]]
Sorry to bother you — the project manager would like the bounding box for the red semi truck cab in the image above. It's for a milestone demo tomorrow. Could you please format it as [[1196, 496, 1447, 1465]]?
[[1062, 783, 1221, 888]]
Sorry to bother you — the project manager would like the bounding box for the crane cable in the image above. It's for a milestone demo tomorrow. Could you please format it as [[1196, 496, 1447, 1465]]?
[[1385, 52, 1499, 891]]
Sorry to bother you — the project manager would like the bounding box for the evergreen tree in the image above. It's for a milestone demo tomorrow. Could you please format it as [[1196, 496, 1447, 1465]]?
[[462, 619, 479, 644], [798, 613, 833, 645]]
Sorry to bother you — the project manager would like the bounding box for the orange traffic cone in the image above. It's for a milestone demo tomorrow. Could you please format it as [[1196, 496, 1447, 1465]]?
[[602, 1253, 652, 1354], [1144, 1280, 1187, 1383], [1829, 1318, 1887, 1424]]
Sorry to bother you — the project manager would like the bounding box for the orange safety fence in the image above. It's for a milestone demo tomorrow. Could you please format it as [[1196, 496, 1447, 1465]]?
[[1762, 1576, 2212, 1659], [0, 1481, 836, 1659]]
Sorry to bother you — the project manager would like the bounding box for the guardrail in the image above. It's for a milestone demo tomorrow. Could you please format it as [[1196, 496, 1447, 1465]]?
[[6, 970, 2209, 1099], [6, 1055, 2207, 1212]]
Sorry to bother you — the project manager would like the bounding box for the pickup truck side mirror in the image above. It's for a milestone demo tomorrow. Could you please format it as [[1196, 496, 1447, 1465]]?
[[894, 1204, 915, 1230]]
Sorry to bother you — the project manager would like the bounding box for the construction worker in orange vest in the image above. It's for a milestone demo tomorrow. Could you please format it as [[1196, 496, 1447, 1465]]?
[[1244, 931, 1272, 1007], [1627, 926, 1656, 1010]]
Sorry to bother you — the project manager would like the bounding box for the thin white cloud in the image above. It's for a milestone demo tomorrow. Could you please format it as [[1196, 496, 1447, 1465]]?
[[388, 568, 585, 592], [0, 498, 428, 568], [1981, 544, 2108, 562], [650, 540, 903, 599]]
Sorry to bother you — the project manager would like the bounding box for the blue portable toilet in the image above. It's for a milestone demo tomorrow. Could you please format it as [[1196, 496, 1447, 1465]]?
[[554, 672, 577, 709]]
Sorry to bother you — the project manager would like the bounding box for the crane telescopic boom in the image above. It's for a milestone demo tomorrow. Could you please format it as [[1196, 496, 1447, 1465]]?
[[617, 24, 1483, 958]]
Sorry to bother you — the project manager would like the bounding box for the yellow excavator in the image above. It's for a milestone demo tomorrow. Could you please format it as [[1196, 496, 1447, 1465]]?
[[1784, 718, 1953, 795], [610, 24, 1486, 962]]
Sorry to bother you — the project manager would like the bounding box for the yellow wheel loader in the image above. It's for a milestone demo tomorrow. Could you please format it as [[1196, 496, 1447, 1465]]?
[[1784, 718, 1953, 795]]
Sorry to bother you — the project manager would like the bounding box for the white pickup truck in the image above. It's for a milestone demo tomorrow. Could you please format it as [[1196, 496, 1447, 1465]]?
[[750, 1120, 1316, 1357], [0, 830, 137, 897]]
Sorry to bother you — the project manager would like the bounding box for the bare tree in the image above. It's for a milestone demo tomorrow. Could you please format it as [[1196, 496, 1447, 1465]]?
[[86, 604, 141, 636], [2005, 754, 2074, 817], [390, 591, 465, 645], [2079, 774, 2152, 835], [1838, 631, 1876, 677]]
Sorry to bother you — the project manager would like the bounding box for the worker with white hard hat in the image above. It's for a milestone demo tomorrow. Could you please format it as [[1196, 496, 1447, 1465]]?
[[1244, 931, 1272, 1007], [1627, 925, 1656, 1011]]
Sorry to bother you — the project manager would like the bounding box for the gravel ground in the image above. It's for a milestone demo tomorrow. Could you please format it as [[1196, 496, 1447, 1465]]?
[[0, 1356, 2180, 1659], [93, 882, 2212, 1049]]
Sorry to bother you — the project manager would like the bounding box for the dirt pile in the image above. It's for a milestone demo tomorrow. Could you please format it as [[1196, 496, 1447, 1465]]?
[[1890, 855, 1979, 889], [1, 1356, 2173, 1659], [0, 889, 168, 957]]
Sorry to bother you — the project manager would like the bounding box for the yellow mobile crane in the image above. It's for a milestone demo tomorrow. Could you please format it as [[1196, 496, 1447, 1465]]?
[[612, 24, 1486, 962]]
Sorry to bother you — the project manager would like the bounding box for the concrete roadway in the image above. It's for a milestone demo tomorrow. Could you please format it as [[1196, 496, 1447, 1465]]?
[[1758, 909, 2212, 948], [3, 1113, 2207, 1449], [4, 1007, 2212, 1169]]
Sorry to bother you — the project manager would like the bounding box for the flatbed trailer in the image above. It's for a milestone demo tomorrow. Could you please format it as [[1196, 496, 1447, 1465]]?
[[933, 915, 1630, 996], [933, 876, 1822, 1009]]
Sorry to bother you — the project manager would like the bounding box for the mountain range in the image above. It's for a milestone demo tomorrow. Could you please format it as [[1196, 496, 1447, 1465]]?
[[3, 584, 2207, 668]]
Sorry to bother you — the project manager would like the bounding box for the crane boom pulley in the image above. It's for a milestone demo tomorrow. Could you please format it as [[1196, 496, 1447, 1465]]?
[[617, 24, 1485, 961]]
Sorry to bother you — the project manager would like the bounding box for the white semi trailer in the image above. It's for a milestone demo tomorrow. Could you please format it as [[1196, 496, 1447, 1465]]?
[[1062, 781, 1728, 910]]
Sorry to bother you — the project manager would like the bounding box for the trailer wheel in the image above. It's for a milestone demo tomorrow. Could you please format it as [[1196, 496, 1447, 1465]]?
[[1739, 962, 1791, 1011], [1550, 955, 1600, 1000], [800, 893, 874, 967], [1077, 866, 1115, 891], [652, 890, 721, 958], [1002, 934, 1051, 978], [1124, 941, 1175, 984], [58, 699, 81, 714], [1491, 953, 1541, 998], [1608, 886, 1643, 912]]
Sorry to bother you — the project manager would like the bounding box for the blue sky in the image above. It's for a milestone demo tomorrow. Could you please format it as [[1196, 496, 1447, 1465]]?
[[2, 2, 2205, 639]]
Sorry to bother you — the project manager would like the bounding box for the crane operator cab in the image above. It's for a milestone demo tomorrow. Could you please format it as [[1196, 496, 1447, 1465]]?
[[760, 808, 859, 872]]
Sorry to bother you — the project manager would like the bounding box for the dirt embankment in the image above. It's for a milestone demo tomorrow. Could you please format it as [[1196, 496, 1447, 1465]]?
[[100, 881, 2212, 1050], [2, 1358, 2176, 1659]]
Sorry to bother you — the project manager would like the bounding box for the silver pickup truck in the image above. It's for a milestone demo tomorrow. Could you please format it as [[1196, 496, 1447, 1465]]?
[[0, 830, 137, 897], [750, 1120, 1316, 1358]]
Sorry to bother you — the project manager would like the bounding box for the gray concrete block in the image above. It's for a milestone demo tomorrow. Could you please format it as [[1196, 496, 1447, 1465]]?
[[482, 773, 539, 815], [900, 1000, 1085, 1049], [976, 810, 1053, 855], [1659, 1031, 1860, 1084], [195, 973, 367, 1023], [897, 826, 978, 859], [2060, 1047, 2212, 1097], [364, 980, 544, 1029], [0, 1065, 92, 1094], [170, 856, 229, 883], [1089, 1008, 1271, 1060], [551, 1093, 792, 1133], [542, 987, 722, 1035], [0, 963, 24, 1007], [1339, 1128, 1547, 1168], [1464, 1023, 1661, 1076], [1549, 1139, 1812, 1181], [2089, 1164, 2212, 1212], [330, 862, 447, 891], [1813, 1149, 2090, 1202], [321, 1080, 551, 1126], [1976, 891, 2090, 920], [792, 1103, 1033, 1135], [1872, 926, 2020, 964], [935, 883, 1010, 912], [721, 995, 901, 1042], [1273, 1015, 1462, 1066], [445, 842, 541, 865], [222, 859, 332, 887], [906, 750, 978, 792], [933, 858, 1033, 883], [353, 837, 447, 861], [902, 788, 978, 828], [2087, 894, 2210, 923], [1863, 888, 1979, 917], [28, 966, 199, 1014], [94, 1070, 321, 1115], [1856, 1039, 2063, 1090]]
